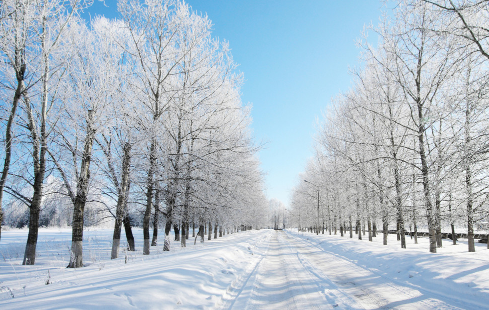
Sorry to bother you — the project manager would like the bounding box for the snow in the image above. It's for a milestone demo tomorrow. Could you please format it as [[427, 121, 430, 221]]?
[[287, 230, 489, 309], [0, 228, 488, 309]]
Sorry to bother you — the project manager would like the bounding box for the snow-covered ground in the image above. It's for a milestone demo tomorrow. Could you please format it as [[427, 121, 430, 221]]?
[[284, 230, 489, 309], [0, 228, 488, 309]]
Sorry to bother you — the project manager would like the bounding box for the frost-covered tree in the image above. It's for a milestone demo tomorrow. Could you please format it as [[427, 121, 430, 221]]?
[[0, 0, 267, 266], [7, 0, 85, 265]]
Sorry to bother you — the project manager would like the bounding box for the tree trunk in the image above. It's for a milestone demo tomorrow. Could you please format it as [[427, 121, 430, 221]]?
[[111, 143, 131, 259], [421, 155, 436, 253], [468, 210, 475, 252], [464, 93, 475, 252], [22, 91, 47, 266], [143, 140, 156, 255], [357, 218, 362, 240], [448, 192, 456, 245], [413, 222, 418, 244], [466, 160, 475, 252], [417, 100, 437, 253], [368, 218, 372, 242], [435, 193, 442, 248], [397, 221, 401, 241], [151, 218, 158, 246], [163, 220, 172, 251], [68, 110, 96, 268], [111, 232, 121, 260], [151, 189, 160, 246], [412, 174, 418, 244], [349, 215, 353, 238], [181, 165, 191, 245], [194, 225, 204, 245], [394, 164, 406, 249], [388, 101, 406, 249], [0, 74, 23, 241], [200, 224, 205, 242], [219, 225, 223, 237], [377, 156, 387, 245], [23, 24, 50, 265], [124, 214, 135, 251], [398, 215, 406, 249], [23, 200, 41, 265], [174, 224, 180, 241], [451, 223, 457, 245], [181, 222, 186, 247], [214, 222, 218, 239], [208, 221, 212, 240], [381, 212, 389, 245]]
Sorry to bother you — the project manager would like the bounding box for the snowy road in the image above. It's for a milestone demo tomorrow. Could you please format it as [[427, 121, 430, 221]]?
[[223, 230, 472, 310], [227, 231, 326, 309]]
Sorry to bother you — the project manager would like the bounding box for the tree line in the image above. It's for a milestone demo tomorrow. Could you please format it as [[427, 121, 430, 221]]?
[[0, 0, 268, 267], [291, 0, 489, 253]]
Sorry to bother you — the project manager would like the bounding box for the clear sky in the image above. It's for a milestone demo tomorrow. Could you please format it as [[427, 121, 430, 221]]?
[[84, 0, 385, 208]]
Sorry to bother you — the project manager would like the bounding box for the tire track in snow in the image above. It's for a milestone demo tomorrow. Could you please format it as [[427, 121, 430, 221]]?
[[245, 231, 326, 309], [275, 231, 345, 309], [271, 232, 324, 309], [221, 231, 272, 310], [280, 233, 364, 309], [225, 231, 333, 310], [287, 232, 470, 309], [285, 233, 390, 309]]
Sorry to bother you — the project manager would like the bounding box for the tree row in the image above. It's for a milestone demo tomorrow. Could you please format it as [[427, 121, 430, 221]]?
[[291, 0, 489, 253], [0, 0, 267, 267]]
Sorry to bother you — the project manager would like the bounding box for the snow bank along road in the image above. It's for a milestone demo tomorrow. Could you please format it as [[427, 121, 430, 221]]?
[[0, 228, 488, 309]]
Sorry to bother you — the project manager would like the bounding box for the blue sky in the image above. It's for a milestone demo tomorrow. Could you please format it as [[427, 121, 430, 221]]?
[[84, 0, 385, 208]]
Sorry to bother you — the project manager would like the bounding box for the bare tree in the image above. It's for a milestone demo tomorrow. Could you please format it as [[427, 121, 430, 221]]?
[[19, 0, 82, 265]]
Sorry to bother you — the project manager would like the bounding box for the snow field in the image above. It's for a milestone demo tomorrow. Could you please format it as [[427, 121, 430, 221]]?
[[0, 228, 270, 309]]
